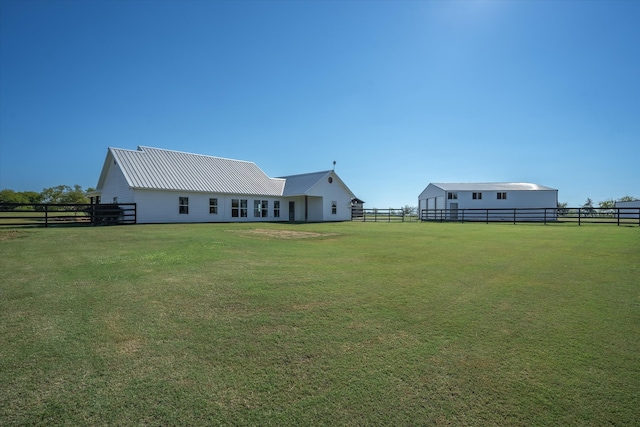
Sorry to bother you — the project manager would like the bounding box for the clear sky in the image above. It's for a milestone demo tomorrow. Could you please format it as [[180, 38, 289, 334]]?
[[1, 0, 638, 208]]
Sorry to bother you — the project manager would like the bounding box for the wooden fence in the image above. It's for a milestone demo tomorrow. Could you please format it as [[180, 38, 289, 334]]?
[[0, 203, 137, 227], [419, 207, 640, 226]]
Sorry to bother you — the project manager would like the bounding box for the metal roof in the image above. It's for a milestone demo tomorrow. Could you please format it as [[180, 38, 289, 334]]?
[[107, 146, 285, 196], [279, 170, 332, 196], [430, 183, 556, 191]]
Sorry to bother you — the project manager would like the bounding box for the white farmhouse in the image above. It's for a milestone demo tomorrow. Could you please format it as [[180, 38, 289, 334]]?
[[95, 146, 358, 223], [418, 183, 558, 221]]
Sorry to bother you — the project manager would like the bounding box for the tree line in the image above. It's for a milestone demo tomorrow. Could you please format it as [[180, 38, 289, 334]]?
[[0, 185, 94, 209], [556, 196, 638, 217]]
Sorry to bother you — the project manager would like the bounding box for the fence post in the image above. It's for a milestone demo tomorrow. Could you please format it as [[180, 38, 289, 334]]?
[[513, 208, 516, 224], [45, 204, 49, 227], [578, 208, 581, 226], [486, 209, 489, 224], [617, 208, 620, 226]]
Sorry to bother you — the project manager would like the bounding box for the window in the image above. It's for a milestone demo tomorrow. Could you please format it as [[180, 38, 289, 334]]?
[[331, 201, 337, 215], [232, 199, 248, 217], [209, 198, 218, 214], [497, 192, 507, 200], [448, 192, 458, 200], [232, 199, 239, 217], [472, 192, 482, 200], [113, 197, 118, 203], [179, 197, 189, 214], [253, 200, 268, 217], [274, 201, 280, 218]]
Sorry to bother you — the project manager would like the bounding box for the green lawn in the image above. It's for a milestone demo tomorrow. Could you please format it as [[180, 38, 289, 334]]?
[[1, 222, 638, 426]]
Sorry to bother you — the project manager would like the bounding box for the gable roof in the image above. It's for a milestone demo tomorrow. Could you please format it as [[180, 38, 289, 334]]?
[[429, 182, 556, 192], [97, 146, 357, 199], [279, 170, 332, 196], [279, 170, 357, 199], [98, 146, 285, 196]]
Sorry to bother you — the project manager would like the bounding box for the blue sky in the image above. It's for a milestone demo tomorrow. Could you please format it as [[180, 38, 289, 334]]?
[[1, 0, 638, 208]]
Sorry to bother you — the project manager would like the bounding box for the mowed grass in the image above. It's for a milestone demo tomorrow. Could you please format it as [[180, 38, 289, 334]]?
[[1, 222, 638, 426]]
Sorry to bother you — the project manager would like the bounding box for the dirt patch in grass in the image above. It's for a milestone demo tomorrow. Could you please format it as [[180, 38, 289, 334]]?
[[230, 229, 338, 239], [0, 230, 24, 241]]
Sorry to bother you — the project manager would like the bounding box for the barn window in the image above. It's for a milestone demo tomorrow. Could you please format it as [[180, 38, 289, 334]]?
[[179, 197, 189, 214], [448, 192, 458, 200], [472, 192, 482, 200], [331, 201, 337, 215], [209, 198, 218, 214], [254, 200, 261, 217], [274, 201, 280, 218], [261, 200, 268, 218], [240, 199, 248, 217], [497, 192, 507, 200]]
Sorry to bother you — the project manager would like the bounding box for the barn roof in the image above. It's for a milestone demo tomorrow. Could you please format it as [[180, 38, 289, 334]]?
[[430, 183, 556, 191], [100, 146, 285, 196]]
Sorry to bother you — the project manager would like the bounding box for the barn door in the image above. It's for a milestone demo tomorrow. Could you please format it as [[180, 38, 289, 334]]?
[[450, 203, 458, 220], [289, 201, 295, 222]]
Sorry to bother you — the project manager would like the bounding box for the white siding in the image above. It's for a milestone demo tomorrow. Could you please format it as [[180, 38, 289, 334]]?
[[96, 147, 359, 224], [306, 171, 354, 221], [418, 183, 558, 221], [133, 190, 288, 224], [306, 197, 323, 222], [100, 160, 135, 203], [453, 190, 557, 210], [615, 200, 640, 219]]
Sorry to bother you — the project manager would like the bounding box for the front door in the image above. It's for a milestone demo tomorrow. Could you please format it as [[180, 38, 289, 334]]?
[[289, 201, 295, 222], [450, 203, 458, 220]]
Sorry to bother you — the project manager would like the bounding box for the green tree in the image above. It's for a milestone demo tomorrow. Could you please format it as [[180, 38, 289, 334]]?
[[0, 189, 21, 209], [402, 205, 414, 215], [598, 199, 615, 217], [598, 199, 615, 209], [557, 201, 568, 216], [618, 195, 638, 202], [22, 191, 43, 204], [40, 185, 89, 211], [582, 198, 596, 217]]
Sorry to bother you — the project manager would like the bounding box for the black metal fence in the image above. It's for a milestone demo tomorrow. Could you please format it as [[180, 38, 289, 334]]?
[[419, 207, 640, 226], [351, 208, 419, 222], [0, 203, 137, 227]]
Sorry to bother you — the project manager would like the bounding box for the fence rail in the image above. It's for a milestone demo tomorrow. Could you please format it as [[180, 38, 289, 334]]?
[[419, 207, 640, 226], [0, 203, 137, 227], [351, 208, 418, 222]]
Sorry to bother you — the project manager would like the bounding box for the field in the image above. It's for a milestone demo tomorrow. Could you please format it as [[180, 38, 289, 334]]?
[[1, 222, 638, 426]]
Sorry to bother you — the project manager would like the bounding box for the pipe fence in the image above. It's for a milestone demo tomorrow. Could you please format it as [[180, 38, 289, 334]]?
[[0, 203, 137, 227], [419, 207, 640, 226]]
